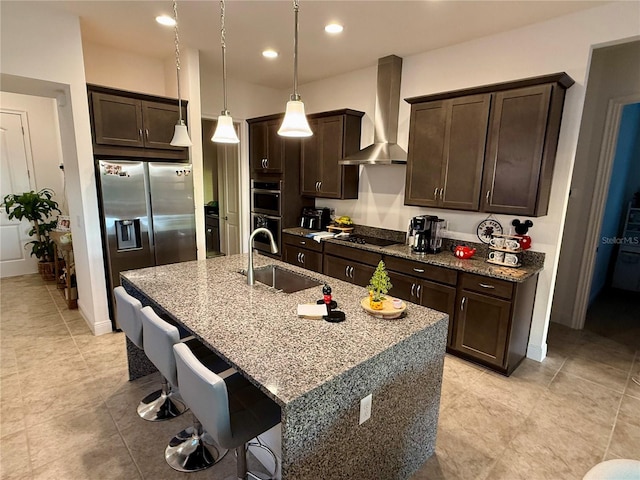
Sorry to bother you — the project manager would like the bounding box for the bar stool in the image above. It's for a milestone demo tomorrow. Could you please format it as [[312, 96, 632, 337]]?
[[140, 306, 233, 472], [113, 286, 187, 421], [173, 342, 282, 480]]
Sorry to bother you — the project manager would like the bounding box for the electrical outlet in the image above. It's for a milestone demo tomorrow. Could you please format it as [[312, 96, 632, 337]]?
[[359, 394, 372, 425]]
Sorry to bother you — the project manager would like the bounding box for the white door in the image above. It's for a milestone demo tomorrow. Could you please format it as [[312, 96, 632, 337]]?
[[0, 111, 37, 277], [217, 137, 241, 255]]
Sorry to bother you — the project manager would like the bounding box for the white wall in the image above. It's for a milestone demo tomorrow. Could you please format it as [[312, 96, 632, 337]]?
[[295, 1, 640, 361], [0, 92, 66, 212], [0, 1, 110, 334], [83, 42, 167, 96]]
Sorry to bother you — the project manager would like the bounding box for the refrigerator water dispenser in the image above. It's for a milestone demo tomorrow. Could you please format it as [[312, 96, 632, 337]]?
[[115, 219, 142, 251]]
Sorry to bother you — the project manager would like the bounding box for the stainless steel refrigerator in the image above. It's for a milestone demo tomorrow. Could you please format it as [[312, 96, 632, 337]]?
[[96, 159, 197, 328]]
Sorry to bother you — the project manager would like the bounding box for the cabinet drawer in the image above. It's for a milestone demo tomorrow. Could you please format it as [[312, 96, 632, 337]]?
[[383, 255, 457, 286], [282, 233, 323, 253], [324, 242, 382, 267], [459, 273, 513, 300], [323, 254, 375, 287]]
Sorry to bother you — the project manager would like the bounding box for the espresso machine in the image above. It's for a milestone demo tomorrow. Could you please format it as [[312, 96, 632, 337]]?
[[407, 215, 445, 254]]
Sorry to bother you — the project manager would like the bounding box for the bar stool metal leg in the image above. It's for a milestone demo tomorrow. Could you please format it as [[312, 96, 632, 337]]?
[[136, 376, 187, 421], [165, 415, 228, 472], [237, 439, 278, 480]]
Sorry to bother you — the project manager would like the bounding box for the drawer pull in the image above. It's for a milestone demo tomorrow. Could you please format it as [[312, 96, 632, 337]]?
[[300, 241, 306, 245], [479, 283, 495, 289], [461, 296, 466, 311], [413, 268, 425, 273]]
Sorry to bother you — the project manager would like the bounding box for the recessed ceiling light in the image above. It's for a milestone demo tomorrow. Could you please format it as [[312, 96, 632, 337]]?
[[324, 23, 343, 34], [262, 49, 279, 59], [155, 15, 176, 27]]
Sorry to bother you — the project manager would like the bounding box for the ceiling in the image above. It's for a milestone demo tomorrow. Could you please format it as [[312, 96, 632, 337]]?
[[39, 0, 609, 90]]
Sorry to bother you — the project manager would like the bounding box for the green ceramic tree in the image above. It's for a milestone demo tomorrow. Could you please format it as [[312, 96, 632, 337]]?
[[367, 260, 393, 302]]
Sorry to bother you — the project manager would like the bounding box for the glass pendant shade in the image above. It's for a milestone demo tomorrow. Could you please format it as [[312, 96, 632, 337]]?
[[170, 120, 193, 147], [278, 100, 313, 137], [212, 113, 239, 143]]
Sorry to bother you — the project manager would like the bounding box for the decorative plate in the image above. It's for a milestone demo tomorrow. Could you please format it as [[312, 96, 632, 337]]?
[[477, 218, 503, 244]]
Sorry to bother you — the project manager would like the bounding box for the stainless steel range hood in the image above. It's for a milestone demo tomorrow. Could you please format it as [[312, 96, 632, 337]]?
[[339, 55, 407, 165]]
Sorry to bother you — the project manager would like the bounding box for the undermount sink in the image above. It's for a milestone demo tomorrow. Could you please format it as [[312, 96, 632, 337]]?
[[240, 265, 322, 293]]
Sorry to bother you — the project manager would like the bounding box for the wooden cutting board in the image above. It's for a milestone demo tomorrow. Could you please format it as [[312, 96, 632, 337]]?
[[360, 297, 406, 319]]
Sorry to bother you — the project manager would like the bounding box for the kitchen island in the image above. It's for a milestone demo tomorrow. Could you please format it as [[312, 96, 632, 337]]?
[[121, 253, 448, 480]]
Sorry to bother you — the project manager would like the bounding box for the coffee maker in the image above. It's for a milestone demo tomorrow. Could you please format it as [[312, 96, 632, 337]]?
[[407, 215, 445, 254]]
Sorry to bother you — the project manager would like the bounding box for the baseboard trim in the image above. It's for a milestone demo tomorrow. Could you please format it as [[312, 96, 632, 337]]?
[[526, 342, 547, 362], [92, 319, 113, 336]]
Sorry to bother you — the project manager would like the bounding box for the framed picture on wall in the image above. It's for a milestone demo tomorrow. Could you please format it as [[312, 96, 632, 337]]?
[[56, 215, 71, 232]]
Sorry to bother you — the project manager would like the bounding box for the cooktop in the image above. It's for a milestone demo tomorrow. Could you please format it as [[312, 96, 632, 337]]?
[[335, 234, 399, 247]]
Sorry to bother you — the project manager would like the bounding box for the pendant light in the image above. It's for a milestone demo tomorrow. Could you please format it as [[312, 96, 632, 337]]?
[[212, 0, 239, 143], [278, 0, 313, 137], [170, 0, 192, 147]]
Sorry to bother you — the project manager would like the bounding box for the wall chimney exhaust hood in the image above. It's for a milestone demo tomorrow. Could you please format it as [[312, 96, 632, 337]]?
[[339, 55, 407, 165]]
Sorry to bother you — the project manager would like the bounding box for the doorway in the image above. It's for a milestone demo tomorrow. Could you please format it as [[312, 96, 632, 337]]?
[[584, 102, 640, 348], [551, 40, 640, 333], [0, 110, 38, 277], [201, 117, 241, 256]]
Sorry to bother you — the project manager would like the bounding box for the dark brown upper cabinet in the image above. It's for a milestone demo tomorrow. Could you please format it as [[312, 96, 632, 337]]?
[[91, 92, 185, 150], [88, 86, 188, 160], [301, 110, 364, 199], [405, 94, 490, 210], [405, 72, 573, 217], [249, 118, 284, 174]]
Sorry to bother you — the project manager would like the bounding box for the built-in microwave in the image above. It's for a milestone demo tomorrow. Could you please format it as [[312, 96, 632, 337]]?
[[251, 180, 281, 217], [251, 213, 281, 255]]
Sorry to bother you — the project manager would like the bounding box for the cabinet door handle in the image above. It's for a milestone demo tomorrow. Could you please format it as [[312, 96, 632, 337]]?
[[434, 187, 438, 200], [461, 296, 467, 311], [439, 188, 444, 200], [345, 265, 350, 278], [319, 181, 322, 192], [145, 129, 149, 140], [139, 129, 143, 139], [479, 283, 495, 289], [207, 228, 212, 233], [297, 253, 301, 263], [410, 283, 415, 297], [486, 190, 491, 202], [417, 284, 422, 297], [301, 253, 305, 264], [265, 158, 269, 168], [349, 266, 354, 279], [413, 268, 425, 273]]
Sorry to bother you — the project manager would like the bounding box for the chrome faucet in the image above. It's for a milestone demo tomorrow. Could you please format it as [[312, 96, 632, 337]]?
[[247, 228, 278, 286]]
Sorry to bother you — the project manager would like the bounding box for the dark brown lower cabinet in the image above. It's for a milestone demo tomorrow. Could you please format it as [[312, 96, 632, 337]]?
[[282, 233, 323, 274], [283, 244, 323, 274], [451, 272, 538, 375], [388, 271, 457, 348], [454, 290, 511, 367], [323, 255, 376, 287]]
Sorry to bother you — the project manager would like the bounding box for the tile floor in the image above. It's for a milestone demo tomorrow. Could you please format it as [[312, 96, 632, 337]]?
[[1, 274, 639, 480]]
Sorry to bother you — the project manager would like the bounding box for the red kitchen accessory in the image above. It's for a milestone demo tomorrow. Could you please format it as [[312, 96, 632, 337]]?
[[453, 245, 476, 259], [516, 235, 532, 250]]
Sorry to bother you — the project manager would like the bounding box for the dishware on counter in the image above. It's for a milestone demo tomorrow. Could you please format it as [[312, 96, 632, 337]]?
[[490, 237, 505, 248], [407, 215, 445, 254], [489, 251, 505, 262], [504, 253, 519, 265], [360, 297, 406, 319], [504, 239, 521, 251], [452, 245, 477, 259]]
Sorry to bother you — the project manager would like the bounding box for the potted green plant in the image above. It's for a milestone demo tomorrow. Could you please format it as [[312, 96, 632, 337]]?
[[367, 260, 393, 310], [2, 189, 61, 280]]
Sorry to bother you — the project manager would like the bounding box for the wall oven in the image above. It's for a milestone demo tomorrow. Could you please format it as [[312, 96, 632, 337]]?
[[251, 180, 281, 217], [251, 213, 281, 255]]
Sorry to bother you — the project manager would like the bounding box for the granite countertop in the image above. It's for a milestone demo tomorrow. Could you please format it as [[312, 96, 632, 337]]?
[[121, 254, 448, 407], [283, 227, 543, 283]]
